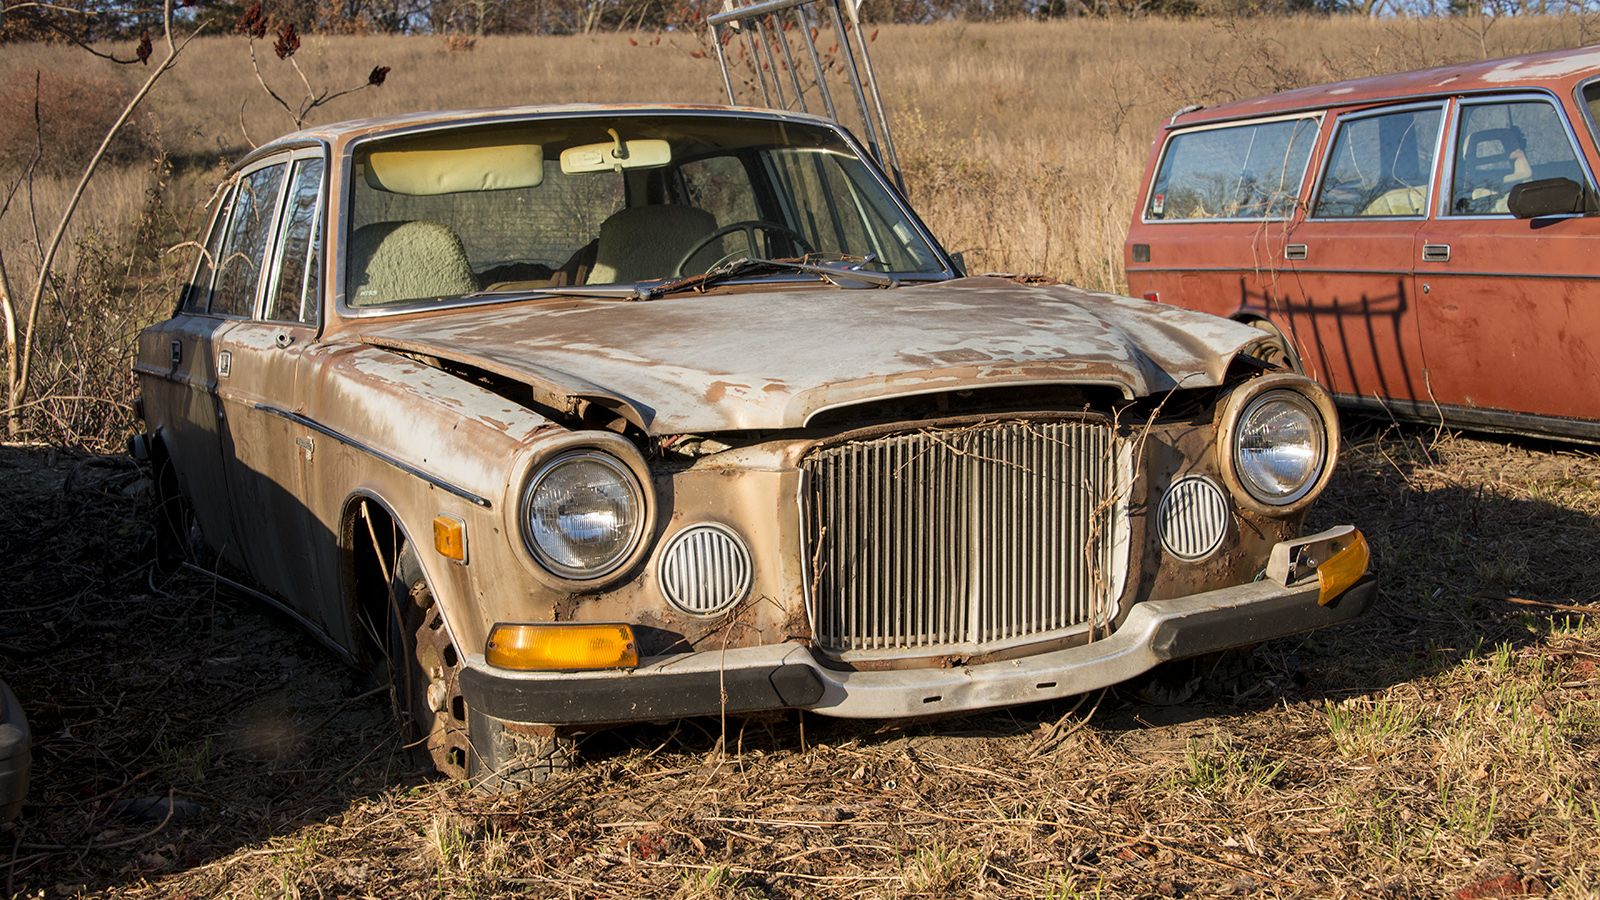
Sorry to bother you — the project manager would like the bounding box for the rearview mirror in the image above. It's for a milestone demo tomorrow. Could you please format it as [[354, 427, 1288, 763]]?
[[1508, 177, 1596, 219], [561, 137, 671, 174]]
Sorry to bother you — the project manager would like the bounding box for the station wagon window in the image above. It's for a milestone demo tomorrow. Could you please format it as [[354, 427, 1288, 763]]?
[[211, 163, 288, 317], [1449, 99, 1588, 216], [1313, 106, 1442, 219], [264, 158, 325, 324], [1144, 116, 1319, 221], [183, 186, 235, 313]]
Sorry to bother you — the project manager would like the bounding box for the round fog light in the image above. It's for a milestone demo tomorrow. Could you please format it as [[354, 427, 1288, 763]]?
[[659, 524, 752, 616]]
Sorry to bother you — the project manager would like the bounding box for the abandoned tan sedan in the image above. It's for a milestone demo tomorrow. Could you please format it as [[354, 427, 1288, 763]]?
[[132, 105, 1374, 787]]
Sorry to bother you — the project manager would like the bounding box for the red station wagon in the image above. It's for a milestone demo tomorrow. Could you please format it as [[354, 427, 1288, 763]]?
[[1125, 47, 1600, 443]]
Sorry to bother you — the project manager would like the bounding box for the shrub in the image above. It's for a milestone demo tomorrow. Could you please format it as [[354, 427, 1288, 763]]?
[[0, 70, 154, 177]]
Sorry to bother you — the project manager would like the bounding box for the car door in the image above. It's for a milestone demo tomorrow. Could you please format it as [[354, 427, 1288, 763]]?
[[1281, 102, 1446, 404], [1413, 93, 1600, 425], [136, 181, 249, 569], [211, 151, 343, 633]]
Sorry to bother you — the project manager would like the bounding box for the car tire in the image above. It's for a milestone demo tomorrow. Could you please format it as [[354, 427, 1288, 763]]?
[[467, 714, 578, 791], [0, 678, 30, 825], [382, 547, 575, 789], [1127, 650, 1253, 706]]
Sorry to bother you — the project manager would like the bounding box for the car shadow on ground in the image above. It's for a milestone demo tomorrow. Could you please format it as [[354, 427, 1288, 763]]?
[[2, 420, 1596, 893]]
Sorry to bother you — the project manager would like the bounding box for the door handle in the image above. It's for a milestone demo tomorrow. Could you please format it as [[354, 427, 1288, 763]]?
[[170, 340, 182, 365], [1284, 243, 1308, 261], [1422, 243, 1451, 262]]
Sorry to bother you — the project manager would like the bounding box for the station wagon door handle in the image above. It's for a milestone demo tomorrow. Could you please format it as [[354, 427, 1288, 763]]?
[[1422, 243, 1451, 263], [1284, 244, 1308, 261]]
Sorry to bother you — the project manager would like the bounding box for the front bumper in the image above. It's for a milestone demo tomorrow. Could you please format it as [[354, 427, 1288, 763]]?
[[462, 539, 1376, 726], [0, 679, 29, 824]]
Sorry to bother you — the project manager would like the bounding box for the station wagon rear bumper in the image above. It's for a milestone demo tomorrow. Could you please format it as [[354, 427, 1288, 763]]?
[[460, 566, 1377, 727]]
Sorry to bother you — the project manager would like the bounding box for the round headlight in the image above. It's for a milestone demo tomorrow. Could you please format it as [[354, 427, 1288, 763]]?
[[1232, 389, 1327, 506], [521, 450, 645, 580]]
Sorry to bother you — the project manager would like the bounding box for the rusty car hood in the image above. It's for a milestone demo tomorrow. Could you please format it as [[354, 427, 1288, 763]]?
[[356, 276, 1261, 436]]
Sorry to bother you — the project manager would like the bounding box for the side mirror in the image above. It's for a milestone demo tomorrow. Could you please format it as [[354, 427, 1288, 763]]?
[[1508, 177, 1596, 219], [949, 250, 968, 277]]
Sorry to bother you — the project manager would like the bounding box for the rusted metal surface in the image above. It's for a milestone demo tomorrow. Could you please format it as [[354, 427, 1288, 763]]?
[[355, 276, 1263, 436]]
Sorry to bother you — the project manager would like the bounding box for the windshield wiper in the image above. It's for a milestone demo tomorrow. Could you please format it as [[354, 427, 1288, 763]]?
[[640, 256, 897, 300]]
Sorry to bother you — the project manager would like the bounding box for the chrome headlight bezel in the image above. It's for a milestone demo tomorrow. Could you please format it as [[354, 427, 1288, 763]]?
[[518, 445, 650, 584], [1216, 374, 1338, 517]]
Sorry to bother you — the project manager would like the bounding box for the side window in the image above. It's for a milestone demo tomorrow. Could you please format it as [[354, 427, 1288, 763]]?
[[1313, 106, 1442, 219], [211, 163, 288, 318], [1145, 117, 1319, 221], [183, 185, 235, 313], [265, 158, 325, 324], [678, 155, 760, 225], [1450, 100, 1588, 215]]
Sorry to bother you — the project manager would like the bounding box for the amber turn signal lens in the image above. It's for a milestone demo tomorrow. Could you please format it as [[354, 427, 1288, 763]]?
[[1317, 530, 1370, 606], [433, 515, 467, 562], [485, 623, 638, 671]]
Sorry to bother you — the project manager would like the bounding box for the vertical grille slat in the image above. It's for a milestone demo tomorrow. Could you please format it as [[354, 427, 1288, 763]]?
[[805, 419, 1124, 655]]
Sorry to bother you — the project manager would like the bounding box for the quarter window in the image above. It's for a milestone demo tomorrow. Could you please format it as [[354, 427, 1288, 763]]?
[[265, 158, 325, 324], [1313, 106, 1442, 219], [1449, 100, 1587, 215], [1145, 116, 1319, 221], [211, 163, 288, 317], [184, 186, 235, 313]]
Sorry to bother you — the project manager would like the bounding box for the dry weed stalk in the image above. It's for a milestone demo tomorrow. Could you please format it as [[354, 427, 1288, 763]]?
[[1, 0, 201, 440]]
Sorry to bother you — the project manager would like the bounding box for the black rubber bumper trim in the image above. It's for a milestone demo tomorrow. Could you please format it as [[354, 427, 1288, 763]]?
[[460, 658, 826, 726], [1150, 574, 1378, 662]]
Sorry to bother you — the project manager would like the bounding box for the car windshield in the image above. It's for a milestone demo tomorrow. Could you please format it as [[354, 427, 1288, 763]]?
[[344, 114, 947, 309]]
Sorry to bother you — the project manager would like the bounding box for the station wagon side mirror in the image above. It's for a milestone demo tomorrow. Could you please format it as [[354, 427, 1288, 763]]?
[[1508, 177, 1598, 219], [950, 251, 967, 277]]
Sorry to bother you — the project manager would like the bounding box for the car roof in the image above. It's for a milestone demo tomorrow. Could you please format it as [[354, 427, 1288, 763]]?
[[1171, 45, 1600, 129], [238, 103, 843, 169]]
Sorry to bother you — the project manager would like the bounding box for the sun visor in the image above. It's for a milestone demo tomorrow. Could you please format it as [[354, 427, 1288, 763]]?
[[364, 135, 543, 195]]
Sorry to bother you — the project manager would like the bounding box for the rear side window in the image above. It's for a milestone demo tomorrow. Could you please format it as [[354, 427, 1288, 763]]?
[[1449, 99, 1588, 215], [1145, 116, 1319, 221], [211, 163, 288, 317], [1313, 106, 1442, 219]]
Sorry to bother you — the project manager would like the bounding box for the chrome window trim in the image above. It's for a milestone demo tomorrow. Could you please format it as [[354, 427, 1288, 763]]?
[[1307, 100, 1450, 222], [260, 148, 330, 327], [1437, 91, 1598, 220], [331, 109, 957, 320], [1574, 74, 1600, 152], [1139, 111, 1325, 225], [209, 154, 292, 321]]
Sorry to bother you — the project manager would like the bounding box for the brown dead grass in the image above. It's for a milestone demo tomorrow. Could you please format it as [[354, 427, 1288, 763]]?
[[2, 427, 1598, 897]]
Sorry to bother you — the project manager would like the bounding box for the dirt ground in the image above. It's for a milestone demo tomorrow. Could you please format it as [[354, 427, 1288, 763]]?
[[2, 420, 1598, 898]]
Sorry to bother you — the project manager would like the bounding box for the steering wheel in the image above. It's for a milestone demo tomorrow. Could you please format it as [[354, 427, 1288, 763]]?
[[674, 220, 815, 276]]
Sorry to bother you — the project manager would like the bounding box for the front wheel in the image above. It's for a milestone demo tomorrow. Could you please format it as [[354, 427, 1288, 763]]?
[[380, 547, 576, 789]]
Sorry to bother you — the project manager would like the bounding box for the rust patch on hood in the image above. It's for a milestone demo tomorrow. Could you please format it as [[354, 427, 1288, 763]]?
[[356, 276, 1261, 436]]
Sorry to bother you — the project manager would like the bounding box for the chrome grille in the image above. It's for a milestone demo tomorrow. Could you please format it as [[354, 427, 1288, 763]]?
[[803, 419, 1124, 655]]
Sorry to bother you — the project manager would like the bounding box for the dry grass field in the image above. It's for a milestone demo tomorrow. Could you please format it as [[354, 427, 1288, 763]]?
[[3, 14, 1600, 899]]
